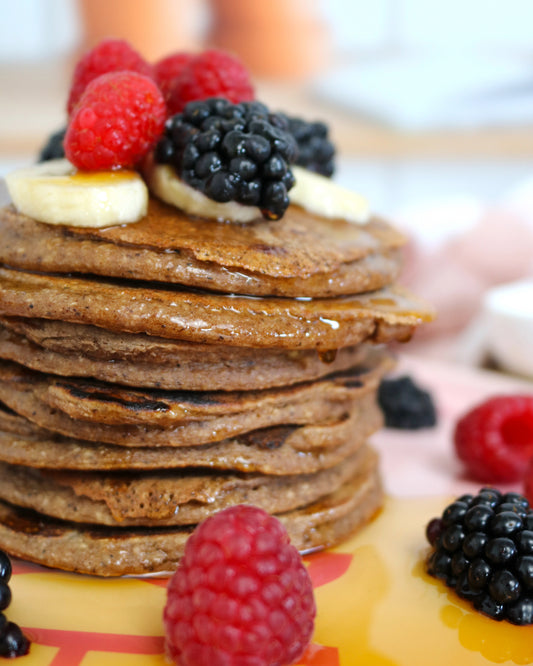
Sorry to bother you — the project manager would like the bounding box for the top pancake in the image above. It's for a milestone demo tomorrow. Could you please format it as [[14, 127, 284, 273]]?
[[0, 198, 405, 297]]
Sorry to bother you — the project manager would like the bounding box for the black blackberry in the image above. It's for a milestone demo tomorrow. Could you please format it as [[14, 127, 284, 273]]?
[[0, 550, 31, 657], [284, 115, 335, 177], [0, 622, 30, 658], [377, 375, 437, 429], [154, 98, 298, 220], [38, 127, 66, 162], [426, 488, 533, 624]]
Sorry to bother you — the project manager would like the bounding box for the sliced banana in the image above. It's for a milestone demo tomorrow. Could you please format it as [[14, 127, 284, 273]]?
[[5, 159, 148, 228], [146, 163, 262, 223], [291, 166, 370, 224]]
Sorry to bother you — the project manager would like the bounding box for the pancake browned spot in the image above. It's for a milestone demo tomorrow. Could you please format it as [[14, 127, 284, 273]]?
[[0, 397, 381, 475], [0, 352, 392, 446]]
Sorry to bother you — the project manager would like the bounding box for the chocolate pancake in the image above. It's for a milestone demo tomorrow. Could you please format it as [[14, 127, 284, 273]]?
[[0, 267, 433, 350], [0, 199, 405, 297], [0, 394, 381, 475], [0, 462, 382, 575], [0, 353, 391, 446], [0, 320, 370, 390], [0, 444, 376, 526]]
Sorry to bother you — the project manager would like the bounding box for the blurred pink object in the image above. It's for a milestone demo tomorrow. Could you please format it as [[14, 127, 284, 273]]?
[[403, 208, 533, 340]]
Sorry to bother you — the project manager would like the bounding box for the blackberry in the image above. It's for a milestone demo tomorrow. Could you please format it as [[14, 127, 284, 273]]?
[[426, 488, 533, 624], [0, 622, 30, 658], [377, 375, 437, 429], [0, 550, 31, 658], [284, 115, 335, 177], [38, 127, 66, 162], [154, 98, 298, 220]]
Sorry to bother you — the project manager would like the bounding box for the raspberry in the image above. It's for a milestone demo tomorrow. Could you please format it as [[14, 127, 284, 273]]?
[[454, 395, 533, 483], [67, 38, 153, 115], [153, 52, 193, 106], [64, 71, 166, 171], [163, 505, 316, 666], [426, 488, 533, 624], [167, 49, 254, 116]]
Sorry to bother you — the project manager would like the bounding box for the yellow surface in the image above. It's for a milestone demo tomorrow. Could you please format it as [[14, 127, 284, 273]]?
[[8, 496, 533, 665]]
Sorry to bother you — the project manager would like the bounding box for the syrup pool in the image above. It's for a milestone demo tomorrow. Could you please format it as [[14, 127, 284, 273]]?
[[308, 496, 533, 666]]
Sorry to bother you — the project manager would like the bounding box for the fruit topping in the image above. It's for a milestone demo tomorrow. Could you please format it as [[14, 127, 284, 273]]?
[[66, 38, 153, 116], [38, 127, 66, 162], [154, 98, 297, 219], [6, 159, 148, 227], [285, 115, 335, 177], [454, 395, 533, 483], [163, 505, 316, 666], [0, 550, 30, 658], [65, 71, 166, 171], [426, 488, 533, 624], [377, 375, 437, 429], [290, 166, 370, 224], [165, 49, 255, 116]]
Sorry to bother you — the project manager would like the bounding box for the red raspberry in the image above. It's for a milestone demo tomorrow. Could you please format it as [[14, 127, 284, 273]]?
[[454, 395, 533, 482], [524, 457, 533, 504], [167, 49, 255, 116], [64, 71, 166, 171], [67, 38, 153, 115], [163, 505, 316, 666], [153, 52, 193, 106]]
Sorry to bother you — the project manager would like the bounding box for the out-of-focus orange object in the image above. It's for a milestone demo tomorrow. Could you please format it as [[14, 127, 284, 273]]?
[[77, 0, 200, 61], [207, 0, 330, 79]]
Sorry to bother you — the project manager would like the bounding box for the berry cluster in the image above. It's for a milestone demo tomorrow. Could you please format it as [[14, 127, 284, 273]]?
[[62, 40, 255, 172], [377, 375, 437, 430], [163, 505, 315, 666], [42, 37, 337, 215], [426, 487, 533, 624], [0, 550, 30, 657], [155, 98, 298, 219]]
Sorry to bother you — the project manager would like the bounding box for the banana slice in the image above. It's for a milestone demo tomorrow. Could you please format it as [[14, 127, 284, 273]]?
[[5, 159, 148, 228], [146, 163, 262, 223], [290, 166, 370, 224]]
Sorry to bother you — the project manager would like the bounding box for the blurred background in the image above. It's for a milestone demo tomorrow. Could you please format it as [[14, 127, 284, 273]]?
[[2, 0, 533, 370]]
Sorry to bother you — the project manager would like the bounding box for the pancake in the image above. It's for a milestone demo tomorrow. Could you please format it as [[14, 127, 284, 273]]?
[[0, 396, 380, 475], [0, 462, 382, 575], [0, 353, 391, 446], [0, 444, 376, 527], [0, 267, 433, 350], [0, 199, 405, 297], [0, 321, 371, 390]]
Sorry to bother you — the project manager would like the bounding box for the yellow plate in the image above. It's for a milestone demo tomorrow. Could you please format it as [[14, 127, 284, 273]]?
[[10, 494, 533, 666]]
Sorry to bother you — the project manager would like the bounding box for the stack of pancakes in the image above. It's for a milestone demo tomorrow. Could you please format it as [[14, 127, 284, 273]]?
[[0, 197, 432, 575]]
